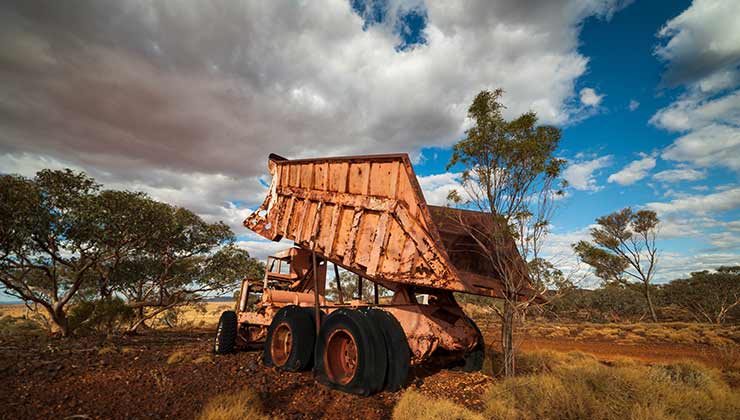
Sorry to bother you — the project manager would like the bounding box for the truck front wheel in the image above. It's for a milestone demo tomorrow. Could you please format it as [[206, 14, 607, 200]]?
[[214, 311, 238, 354]]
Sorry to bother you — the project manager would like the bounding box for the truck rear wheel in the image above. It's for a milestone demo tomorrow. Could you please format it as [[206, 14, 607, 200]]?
[[315, 309, 387, 396], [264, 305, 315, 371], [361, 308, 410, 391], [214, 311, 238, 354]]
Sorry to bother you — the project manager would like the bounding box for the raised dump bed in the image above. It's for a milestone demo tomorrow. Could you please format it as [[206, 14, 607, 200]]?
[[213, 153, 531, 396], [245, 153, 527, 297]]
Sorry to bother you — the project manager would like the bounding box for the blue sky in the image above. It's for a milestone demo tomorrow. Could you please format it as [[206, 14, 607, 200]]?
[[1, 0, 738, 301]]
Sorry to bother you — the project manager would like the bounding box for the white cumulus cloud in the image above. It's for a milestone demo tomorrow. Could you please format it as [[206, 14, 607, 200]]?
[[652, 167, 707, 183], [579, 87, 604, 106], [417, 172, 461, 206], [607, 155, 656, 185], [562, 155, 612, 191], [652, 0, 740, 173], [646, 187, 740, 215]]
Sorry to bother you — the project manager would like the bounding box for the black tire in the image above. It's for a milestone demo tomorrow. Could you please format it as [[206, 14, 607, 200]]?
[[214, 311, 238, 354], [314, 309, 388, 396], [361, 308, 410, 391], [264, 305, 316, 371], [462, 318, 484, 372]]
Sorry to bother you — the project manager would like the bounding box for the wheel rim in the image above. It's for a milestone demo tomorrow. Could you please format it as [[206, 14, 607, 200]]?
[[270, 322, 293, 366], [324, 328, 358, 385]]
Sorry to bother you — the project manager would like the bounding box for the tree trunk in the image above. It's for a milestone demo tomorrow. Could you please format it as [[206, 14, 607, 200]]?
[[501, 300, 516, 377], [47, 304, 70, 337], [644, 283, 658, 322]]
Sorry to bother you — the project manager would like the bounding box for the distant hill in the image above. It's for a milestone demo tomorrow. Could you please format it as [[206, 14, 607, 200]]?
[[204, 296, 235, 303]]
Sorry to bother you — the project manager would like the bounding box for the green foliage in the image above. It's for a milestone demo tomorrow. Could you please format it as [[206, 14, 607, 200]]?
[[574, 207, 660, 322], [528, 258, 573, 292], [68, 298, 136, 333], [0, 169, 105, 335], [447, 89, 565, 220], [325, 271, 388, 303], [1, 168, 262, 335], [661, 267, 740, 324]]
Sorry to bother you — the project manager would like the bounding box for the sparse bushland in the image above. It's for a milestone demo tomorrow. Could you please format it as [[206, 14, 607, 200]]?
[[517, 321, 739, 346], [196, 388, 269, 420], [393, 390, 485, 420]]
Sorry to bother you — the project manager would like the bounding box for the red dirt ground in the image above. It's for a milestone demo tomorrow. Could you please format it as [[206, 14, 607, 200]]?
[[0, 328, 729, 420]]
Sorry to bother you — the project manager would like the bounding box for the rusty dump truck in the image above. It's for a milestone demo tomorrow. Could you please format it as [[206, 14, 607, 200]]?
[[212, 153, 529, 395]]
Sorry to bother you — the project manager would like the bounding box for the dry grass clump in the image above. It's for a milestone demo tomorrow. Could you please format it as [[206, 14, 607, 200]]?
[[483, 349, 596, 376], [97, 345, 118, 356], [166, 350, 191, 364], [483, 354, 739, 420], [393, 390, 485, 420], [192, 355, 214, 364], [196, 388, 268, 420]]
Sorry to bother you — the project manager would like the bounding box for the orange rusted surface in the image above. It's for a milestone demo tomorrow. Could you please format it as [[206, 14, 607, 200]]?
[[245, 153, 529, 299], [237, 153, 535, 365]]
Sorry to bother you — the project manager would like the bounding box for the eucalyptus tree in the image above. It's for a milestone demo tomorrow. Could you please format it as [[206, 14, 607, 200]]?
[[1, 168, 261, 335], [446, 89, 566, 376], [574, 207, 660, 322], [0, 170, 105, 336]]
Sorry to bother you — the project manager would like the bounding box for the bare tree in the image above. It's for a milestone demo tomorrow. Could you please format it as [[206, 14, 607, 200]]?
[[574, 207, 660, 322], [446, 89, 566, 376]]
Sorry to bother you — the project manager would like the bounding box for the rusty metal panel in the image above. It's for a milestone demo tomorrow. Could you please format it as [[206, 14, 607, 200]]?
[[244, 153, 530, 299]]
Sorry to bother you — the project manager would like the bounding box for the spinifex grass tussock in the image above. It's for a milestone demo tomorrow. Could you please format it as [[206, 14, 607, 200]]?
[[483, 352, 739, 420], [166, 350, 191, 364], [393, 390, 485, 420], [197, 388, 269, 420]]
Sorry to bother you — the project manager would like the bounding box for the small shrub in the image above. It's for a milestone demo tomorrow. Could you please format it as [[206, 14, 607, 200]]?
[[197, 388, 268, 420], [0, 314, 44, 336], [393, 390, 485, 420], [484, 348, 596, 376], [68, 298, 135, 334], [192, 355, 213, 364], [167, 350, 190, 364]]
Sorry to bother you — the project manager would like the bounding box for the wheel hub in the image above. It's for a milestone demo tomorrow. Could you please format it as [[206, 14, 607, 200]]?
[[324, 328, 358, 385], [271, 322, 293, 366]]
